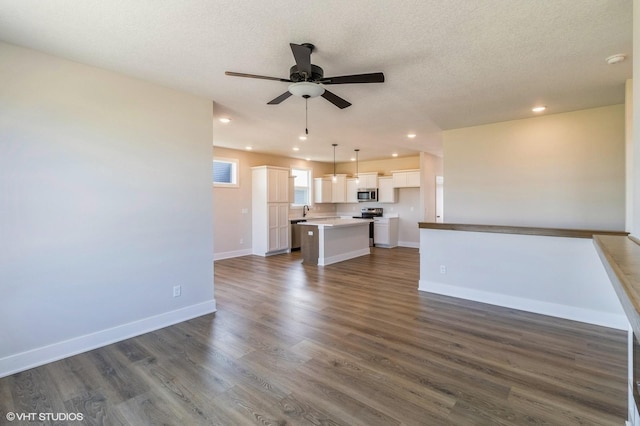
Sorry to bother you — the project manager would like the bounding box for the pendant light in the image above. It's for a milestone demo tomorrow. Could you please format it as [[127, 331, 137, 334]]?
[[354, 148, 360, 185], [332, 143, 338, 183]]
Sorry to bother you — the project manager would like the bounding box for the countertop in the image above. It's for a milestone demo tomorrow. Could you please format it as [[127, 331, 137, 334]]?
[[298, 218, 373, 227], [289, 215, 339, 222]]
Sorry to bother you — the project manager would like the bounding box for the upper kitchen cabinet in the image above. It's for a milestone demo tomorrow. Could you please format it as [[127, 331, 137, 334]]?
[[346, 178, 359, 203], [377, 176, 397, 203], [314, 177, 332, 203], [254, 166, 290, 203], [357, 172, 379, 189], [315, 175, 347, 203], [331, 174, 347, 203], [392, 169, 421, 188]]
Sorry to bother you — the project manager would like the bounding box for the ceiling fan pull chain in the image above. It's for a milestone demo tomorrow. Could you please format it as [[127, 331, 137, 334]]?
[[305, 97, 309, 135]]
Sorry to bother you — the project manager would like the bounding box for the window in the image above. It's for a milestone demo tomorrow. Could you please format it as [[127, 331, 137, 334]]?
[[291, 168, 311, 205], [213, 157, 239, 187]]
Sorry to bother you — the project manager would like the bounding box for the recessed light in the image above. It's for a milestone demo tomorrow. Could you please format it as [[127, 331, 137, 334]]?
[[219, 117, 231, 124], [532, 106, 546, 113], [407, 133, 417, 139], [350, 157, 356, 161], [299, 136, 307, 141], [292, 147, 300, 151], [606, 54, 626, 65], [392, 153, 398, 157], [305, 158, 311, 161], [245, 146, 253, 151]]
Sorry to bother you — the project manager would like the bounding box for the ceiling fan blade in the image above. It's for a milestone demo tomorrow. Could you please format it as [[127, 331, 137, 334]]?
[[321, 90, 352, 109], [225, 71, 291, 82], [290, 43, 312, 78], [267, 91, 293, 105], [319, 72, 385, 84]]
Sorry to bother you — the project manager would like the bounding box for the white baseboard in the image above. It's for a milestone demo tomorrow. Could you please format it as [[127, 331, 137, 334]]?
[[214, 248, 252, 260], [398, 241, 420, 249], [0, 299, 217, 378], [419, 280, 627, 330], [319, 248, 370, 266]]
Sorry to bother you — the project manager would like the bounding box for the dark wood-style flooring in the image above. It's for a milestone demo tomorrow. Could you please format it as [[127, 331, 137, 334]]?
[[0, 248, 628, 425]]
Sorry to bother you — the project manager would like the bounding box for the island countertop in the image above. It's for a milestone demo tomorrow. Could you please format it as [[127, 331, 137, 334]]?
[[299, 218, 372, 227]]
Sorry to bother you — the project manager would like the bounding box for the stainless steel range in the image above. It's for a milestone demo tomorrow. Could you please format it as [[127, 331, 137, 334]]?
[[353, 207, 383, 246]]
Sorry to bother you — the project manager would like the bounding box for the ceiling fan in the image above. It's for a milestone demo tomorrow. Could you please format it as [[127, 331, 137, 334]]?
[[225, 43, 385, 109]]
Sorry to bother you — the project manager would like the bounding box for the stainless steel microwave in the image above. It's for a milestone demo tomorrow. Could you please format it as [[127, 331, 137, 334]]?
[[357, 189, 377, 202]]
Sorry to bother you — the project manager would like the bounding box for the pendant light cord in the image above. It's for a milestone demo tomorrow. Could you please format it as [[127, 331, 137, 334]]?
[[332, 143, 338, 178]]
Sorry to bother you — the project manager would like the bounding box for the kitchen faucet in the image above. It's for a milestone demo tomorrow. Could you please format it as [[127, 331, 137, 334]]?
[[303, 205, 310, 217]]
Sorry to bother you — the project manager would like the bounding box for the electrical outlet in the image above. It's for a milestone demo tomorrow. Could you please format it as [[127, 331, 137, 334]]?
[[439, 265, 447, 274], [239, 238, 243, 244], [173, 285, 181, 297]]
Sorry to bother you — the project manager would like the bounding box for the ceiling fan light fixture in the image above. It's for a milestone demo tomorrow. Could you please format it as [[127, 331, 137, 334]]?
[[288, 82, 325, 98]]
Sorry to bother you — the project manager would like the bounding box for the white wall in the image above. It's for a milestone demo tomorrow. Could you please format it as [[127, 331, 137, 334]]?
[[391, 188, 421, 247], [419, 103, 628, 334], [443, 105, 625, 230], [634, 0, 640, 239], [420, 152, 443, 222], [419, 229, 626, 329], [0, 43, 215, 377], [626, 79, 634, 233]]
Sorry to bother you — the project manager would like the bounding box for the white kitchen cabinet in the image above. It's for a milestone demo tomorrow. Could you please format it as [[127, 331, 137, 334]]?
[[377, 176, 397, 203], [267, 203, 290, 252], [392, 169, 421, 188], [356, 172, 378, 189], [331, 174, 347, 203], [267, 167, 290, 202], [252, 166, 290, 256], [314, 175, 347, 203], [314, 177, 332, 203], [374, 217, 399, 248], [346, 178, 359, 203]]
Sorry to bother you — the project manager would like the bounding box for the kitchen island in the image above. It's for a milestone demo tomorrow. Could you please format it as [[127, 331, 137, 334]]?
[[299, 218, 371, 265]]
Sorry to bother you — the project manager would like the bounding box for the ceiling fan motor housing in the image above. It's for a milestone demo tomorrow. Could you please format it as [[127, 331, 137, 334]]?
[[290, 64, 324, 82]]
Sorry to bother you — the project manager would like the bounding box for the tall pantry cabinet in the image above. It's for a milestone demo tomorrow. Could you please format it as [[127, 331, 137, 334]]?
[[252, 166, 290, 256]]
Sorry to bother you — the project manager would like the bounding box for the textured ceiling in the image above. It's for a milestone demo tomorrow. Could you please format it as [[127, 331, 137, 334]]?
[[0, 1, 632, 162]]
